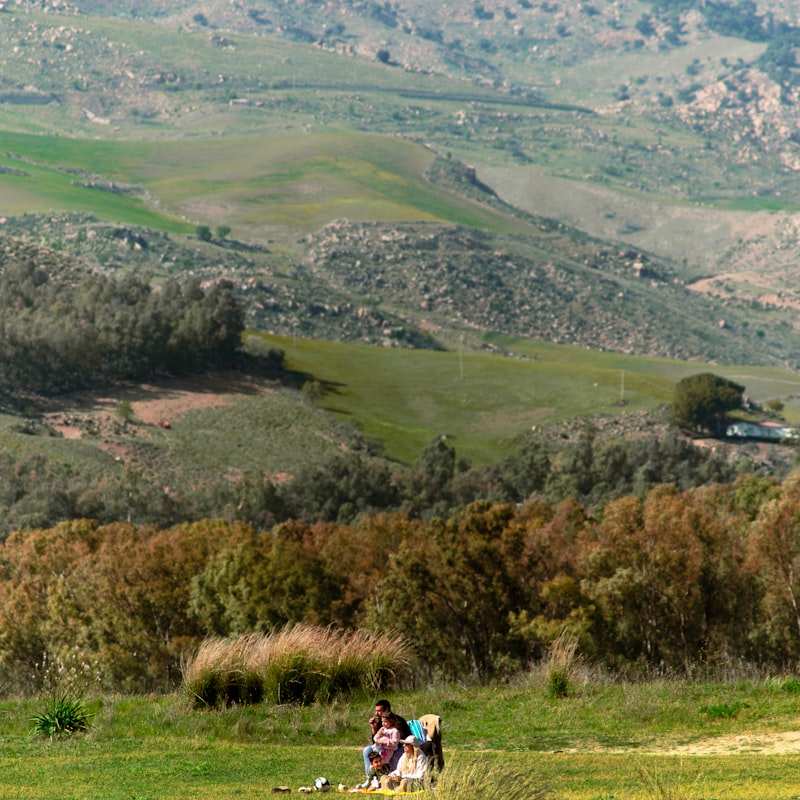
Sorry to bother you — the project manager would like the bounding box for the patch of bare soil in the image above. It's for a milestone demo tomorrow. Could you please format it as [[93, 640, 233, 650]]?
[[687, 270, 800, 310], [42, 371, 264, 440], [661, 731, 800, 756], [557, 732, 800, 756]]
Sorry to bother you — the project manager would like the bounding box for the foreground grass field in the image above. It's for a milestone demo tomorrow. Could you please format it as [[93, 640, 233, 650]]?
[[6, 677, 800, 799]]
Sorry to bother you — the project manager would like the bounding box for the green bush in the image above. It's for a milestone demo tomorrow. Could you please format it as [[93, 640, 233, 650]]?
[[782, 677, 800, 694], [699, 701, 749, 719], [547, 668, 570, 699], [31, 694, 92, 738]]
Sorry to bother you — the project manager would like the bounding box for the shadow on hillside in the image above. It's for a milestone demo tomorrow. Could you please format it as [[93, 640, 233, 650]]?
[[6, 360, 346, 420], [31, 370, 263, 416], [282, 368, 346, 399]]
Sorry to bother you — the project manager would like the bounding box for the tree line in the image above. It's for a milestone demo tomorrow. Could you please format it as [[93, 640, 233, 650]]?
[[3, 471, 800, 694], [0, 425, 753, 536], [0, 260, 244, 396]]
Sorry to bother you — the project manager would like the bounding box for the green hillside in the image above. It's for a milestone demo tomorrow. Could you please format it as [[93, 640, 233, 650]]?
[[263, 333, 800, 465], [0, 130, 525, 241], [2, 0, 800, 484], [3, 322, 799, 479]]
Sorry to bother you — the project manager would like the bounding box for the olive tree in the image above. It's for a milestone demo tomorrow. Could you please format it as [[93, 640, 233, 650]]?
[[670, 372, 744, 434]]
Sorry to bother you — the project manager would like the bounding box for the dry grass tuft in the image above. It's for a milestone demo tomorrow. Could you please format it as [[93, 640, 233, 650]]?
[[183, 624, 414, 708], [637, 760, 704, 800], [546, 628, 580, 698], [435, 758, 550, 800]]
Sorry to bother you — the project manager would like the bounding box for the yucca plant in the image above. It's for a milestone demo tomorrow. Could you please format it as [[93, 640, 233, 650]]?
[[31, 693, 93, 738]]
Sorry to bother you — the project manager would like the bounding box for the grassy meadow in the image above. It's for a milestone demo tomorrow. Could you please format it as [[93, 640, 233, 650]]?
[[6, 677, 800, 799], [269, 333, 800, 465], [0, 129, 529, 243]]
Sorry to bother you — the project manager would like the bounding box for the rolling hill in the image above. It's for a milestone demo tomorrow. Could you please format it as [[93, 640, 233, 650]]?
[[2, 0, 800, 480]]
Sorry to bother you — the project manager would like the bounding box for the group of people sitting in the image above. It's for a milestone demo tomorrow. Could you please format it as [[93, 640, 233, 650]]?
[[357, 700, 429, 793]]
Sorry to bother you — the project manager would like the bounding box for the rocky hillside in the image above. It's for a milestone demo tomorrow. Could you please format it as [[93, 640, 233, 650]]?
[[4, 200, 796, 367], [5, 0, 800, 367], [301, 217, 791, 364]]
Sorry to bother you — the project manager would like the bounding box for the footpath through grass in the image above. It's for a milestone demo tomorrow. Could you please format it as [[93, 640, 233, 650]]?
[[6, 677, 800, 799]]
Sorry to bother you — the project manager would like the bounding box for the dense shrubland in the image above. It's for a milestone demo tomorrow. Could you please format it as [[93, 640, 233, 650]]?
[[0, 259, 244, 396], [0, 425, 752, 536], [4, 471, 800, 694]]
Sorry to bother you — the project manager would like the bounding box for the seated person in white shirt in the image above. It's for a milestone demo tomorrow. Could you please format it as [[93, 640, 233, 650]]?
[[380, 736, 428, 793]]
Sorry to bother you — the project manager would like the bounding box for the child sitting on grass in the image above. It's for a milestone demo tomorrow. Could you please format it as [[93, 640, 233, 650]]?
[[356, 750, 390, 791], [380, 736, 428, 793]]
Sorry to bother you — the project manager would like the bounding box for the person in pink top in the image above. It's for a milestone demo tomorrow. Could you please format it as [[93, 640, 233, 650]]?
[[372, 712, 400, 767]]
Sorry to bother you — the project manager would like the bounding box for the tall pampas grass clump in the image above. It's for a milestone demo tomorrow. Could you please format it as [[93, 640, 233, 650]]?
[[183, 625, 414, 708], [182, 633, 265, 708]]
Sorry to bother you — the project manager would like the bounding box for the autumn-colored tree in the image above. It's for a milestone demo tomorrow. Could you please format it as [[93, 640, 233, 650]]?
[[315, 513, 426, 627], [9, 472, 800, 690], [377, 502, 526, 679], [190, 519, 350, 637], [0, 519, 251, 693], [581, 487, 712, 669], [91, 520, 252, 689], [519, 499, 585, 584], [0, 519, 103, 690], [747, 475, 800, 662], [507, 499, 596, 659]]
